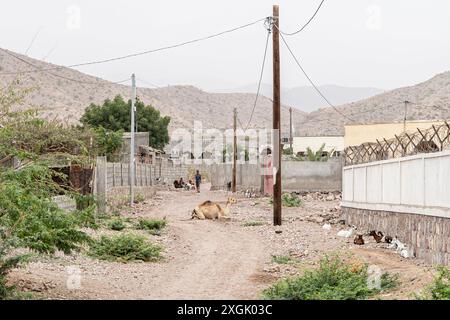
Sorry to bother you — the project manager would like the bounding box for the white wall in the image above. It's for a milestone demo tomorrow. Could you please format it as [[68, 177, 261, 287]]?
[[342, 149, 450, 218], [293, 136, 344, 154]]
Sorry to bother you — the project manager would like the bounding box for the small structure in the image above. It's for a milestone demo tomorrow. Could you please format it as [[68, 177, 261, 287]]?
[[292, 135, 344, 157]]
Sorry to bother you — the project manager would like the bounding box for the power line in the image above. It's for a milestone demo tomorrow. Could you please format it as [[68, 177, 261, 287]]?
[[0, 17, 268, 76], [244, 26, 271, 131], [275, 26, 355, 122], [280, 0, 325, 36], [0, 48, 130, 85]]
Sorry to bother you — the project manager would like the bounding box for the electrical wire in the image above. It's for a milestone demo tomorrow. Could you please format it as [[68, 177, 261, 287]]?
[[0, 17, 268, 76], [244, 26, 271, 131], [275, 26, 355, 122], [280, 0, 325, 36]]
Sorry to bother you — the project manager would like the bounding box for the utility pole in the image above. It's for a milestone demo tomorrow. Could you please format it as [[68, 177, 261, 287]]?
[[129, 74, 136, 205], [272, 5, 282, 226], [403, 100, 410, 133], [289, 107, 293, 152], [232, 107, 237, 193]]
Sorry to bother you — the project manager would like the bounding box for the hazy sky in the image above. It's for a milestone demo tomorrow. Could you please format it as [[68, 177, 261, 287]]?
[[1, 0, 449, 91]]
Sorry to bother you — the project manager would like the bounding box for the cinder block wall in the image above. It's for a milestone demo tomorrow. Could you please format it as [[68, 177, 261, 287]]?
[[344, 207, 450, 266]]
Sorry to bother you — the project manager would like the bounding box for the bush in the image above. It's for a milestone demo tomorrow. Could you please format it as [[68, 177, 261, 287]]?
[[70, 205, 99, 229], [281, 193, 303, 207], [0, 165, 90, 299], [108, 219, 125, 231], [243, 220, 265, 227], [272, 255, 298, 265], [262, 255, 398, 300], [137, 218, 167, 232], [416, 266, 450, 300], [89, 234, 163, 262]]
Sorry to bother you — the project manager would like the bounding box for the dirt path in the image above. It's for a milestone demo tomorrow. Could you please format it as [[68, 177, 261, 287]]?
[[10, 184, 270, 299], [9, 185, 435, 299]]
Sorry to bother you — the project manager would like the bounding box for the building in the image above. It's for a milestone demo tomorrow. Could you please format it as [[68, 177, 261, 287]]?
[[292, 136, 344, 157], [344, 120, 449, 147]]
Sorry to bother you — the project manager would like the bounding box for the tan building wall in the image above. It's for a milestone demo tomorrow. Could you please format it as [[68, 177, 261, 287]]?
[[292, 136, 345, 155], [344, 120, 448, 147]]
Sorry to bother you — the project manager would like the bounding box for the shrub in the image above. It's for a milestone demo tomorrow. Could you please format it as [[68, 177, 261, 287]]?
[[137, 219, 166, 232], [70, 205, 99, 229], [272, 255, 298, 265], [108, 219, 125, 231], [416, 266, 450, 300], [281, 193, 303, 207], [262, 255, 398, 300], [134, 194, 145, 204], [243, 220, 265, 227], [89, 234, 163, 262]]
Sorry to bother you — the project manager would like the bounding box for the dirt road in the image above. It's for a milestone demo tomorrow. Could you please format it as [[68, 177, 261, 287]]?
[[9, 185, 435, 299]]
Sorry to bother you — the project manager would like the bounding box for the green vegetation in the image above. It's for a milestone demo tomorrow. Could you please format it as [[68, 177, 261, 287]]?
[[137, 218, 167, 232], [89, 234, 163, 262], [134, 193, 145, 204], [0, 165, 90, 299], [272, 255, 300, 265], [416, 266, 450, 300], [70, 205, 99, 229], [268, 193, 303, 207], [282, 193, 303, 207], [108, 218, 126, 231], [242, 220, 265, 227], [262, 255, 398, 300], [80, 95, 170, 149], [0, 82, 91, 299]]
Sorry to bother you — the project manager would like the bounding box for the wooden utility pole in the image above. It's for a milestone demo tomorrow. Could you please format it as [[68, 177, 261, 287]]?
[[289, 107, 293, 152], [232, 107, 237, 193], [272, 5, 282, 226]]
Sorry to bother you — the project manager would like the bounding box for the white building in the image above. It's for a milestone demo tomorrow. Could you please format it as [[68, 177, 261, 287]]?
[[292, 136, 345, 157]]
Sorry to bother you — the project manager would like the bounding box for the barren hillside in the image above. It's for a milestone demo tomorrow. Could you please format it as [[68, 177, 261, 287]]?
[[0, 49, 305, 134], [1, 48, 450, 137], [297, 71, 450, 136]]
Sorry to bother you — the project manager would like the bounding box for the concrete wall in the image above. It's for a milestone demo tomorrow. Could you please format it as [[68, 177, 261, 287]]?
[[293, 136, 344, 155], [342, 149, 450, 218], [344, 207, 450, 265], [210, 158, 343, 192], [342, 149, 450, 265], [283, 158, 343, 192]]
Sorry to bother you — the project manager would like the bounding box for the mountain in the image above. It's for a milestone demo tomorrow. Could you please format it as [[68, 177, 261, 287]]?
[[297, 71, 450, 136], [215, 83, 384, 112], [1, 48, 450, 139], [0, 48, 306, 135]]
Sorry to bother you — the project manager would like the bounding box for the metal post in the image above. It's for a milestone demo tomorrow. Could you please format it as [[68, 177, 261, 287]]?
[[130, 74, 136, 205]]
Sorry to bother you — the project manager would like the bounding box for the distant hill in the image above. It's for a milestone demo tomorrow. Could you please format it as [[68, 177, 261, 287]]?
[[297, 71, 450, 136], [0, 48, 306, 135], [215, 83, 384, 112], [1, 48, 450, 139]]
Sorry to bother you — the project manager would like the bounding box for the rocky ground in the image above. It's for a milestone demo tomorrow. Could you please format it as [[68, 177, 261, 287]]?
[[8, 185, 435, 300]]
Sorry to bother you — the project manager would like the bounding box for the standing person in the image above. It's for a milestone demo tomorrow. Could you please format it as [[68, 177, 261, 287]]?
[[263, 149, 274, 196], [194, 170, 202, 193]]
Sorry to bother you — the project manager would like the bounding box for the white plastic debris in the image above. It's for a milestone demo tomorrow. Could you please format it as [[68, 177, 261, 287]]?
[[337, 226, 356, 238], [322, 223, 332, 230]]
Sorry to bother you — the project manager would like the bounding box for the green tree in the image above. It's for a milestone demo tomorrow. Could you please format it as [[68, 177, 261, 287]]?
[[80, 95, 170, 149]]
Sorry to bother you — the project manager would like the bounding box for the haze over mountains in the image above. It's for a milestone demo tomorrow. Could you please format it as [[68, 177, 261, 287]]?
[[1, 47, 450, 139], [215, 83, 385, 113]]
